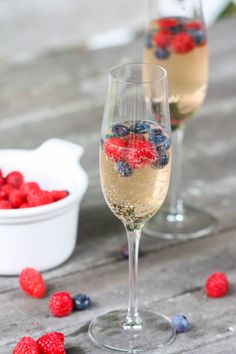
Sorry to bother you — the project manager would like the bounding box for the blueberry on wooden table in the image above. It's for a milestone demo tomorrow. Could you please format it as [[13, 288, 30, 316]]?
[[73, 293, 91, 311]]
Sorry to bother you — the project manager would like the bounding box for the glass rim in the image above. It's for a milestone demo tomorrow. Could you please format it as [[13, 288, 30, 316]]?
[[109, 62, 167, 84]]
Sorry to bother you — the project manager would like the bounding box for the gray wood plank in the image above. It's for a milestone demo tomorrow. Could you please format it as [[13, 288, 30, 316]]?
[[1, 227, 236, 353]]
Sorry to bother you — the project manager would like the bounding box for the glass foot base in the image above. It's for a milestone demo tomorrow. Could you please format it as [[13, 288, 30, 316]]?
[[89, 309, 175, 353], [143, 204, 218, 240]]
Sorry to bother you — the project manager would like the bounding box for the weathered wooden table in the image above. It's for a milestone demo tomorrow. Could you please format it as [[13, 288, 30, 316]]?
[[0, 16, 236, 353]]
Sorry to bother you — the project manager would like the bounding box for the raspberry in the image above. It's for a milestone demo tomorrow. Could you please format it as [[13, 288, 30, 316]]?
[[0, 169, 4, 186], [152, 30, 172, 48], [126, 140, 156, 169], [52, 332, 64, 342], [205, 272, 229, 298], [0, 200, 12, 209], [51, 190, 69, 202], [19, 268, 46, 298], [6, 171, 24, 188], [158, 18, 179, 29], [20, 202, 30, 208], [13, 336, 40, 354], [37, 332, 65, 354], [103, 137, 127, 162], [0, 176, 4, 186], [49, 291, 73, 317], [171, 32, 195, 54], [20, 182, 40, 196], [27, 189, 54, 207], [0, 184, 14, 200], [184, 20, 203, 30], [9, 190, 25, 208]]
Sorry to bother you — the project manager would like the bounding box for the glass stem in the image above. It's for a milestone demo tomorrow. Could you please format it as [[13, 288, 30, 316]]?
[[168, 126, 185, 217], [123, 228, 142, 331]]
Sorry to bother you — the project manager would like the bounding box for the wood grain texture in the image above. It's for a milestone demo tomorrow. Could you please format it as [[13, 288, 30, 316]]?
[[0, 16, 236, 353]]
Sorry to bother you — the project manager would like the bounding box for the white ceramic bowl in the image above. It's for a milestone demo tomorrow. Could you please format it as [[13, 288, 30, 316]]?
[[0, 138, 88, 275]]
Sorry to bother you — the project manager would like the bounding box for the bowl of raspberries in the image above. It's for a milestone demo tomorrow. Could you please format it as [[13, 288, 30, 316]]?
[[0, 138, 88, 275]]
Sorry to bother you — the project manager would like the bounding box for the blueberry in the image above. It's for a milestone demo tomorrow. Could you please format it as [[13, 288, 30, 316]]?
[[73, 293, 91, 311], [152, 151, 169, 169], [171, 315, 189, 333], [154, 47, 170, 60], [131, 121, 151, 134], [145, 32, 153, 48], [163, 137, 171, 150], [157, 137, 171, 151], [117, 161, 132, 177], [149, 131, 168, 145], [121, 244, 129, 259], [188, 29, 206, 45], [150, 127, 163, 135], [169, 24, 183, 34], [121, 244, 142, 258], [112, 123, 130, 137]]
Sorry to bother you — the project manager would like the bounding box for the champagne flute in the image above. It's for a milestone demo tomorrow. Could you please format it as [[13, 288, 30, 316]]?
[[89, 63, 175, 352], [143, 0, 217, 239]]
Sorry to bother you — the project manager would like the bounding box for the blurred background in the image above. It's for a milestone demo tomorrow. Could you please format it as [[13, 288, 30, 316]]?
[[0, 0, 235, 203], [0, 0, 236, 64]]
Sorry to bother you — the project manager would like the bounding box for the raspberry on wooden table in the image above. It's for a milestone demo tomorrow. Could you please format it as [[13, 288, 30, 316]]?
[[19, 268, 46, 298], [13, 336, 40, 354], [205, 272, 229, 298], [37, 332, 65, 354], [49, 291, 73, 317]]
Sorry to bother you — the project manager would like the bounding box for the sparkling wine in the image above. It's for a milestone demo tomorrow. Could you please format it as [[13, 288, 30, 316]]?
[[144, 17, 208, 130], [100, 121, 171, 229]]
